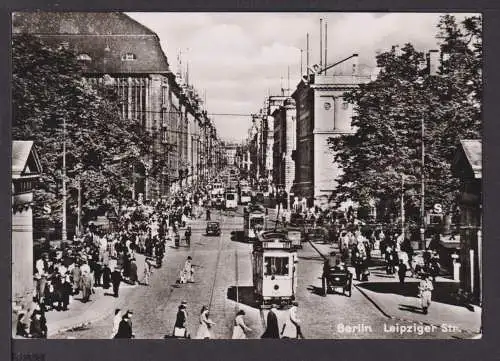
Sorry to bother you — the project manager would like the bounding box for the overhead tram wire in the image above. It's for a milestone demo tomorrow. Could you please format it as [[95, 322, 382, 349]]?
[[130, 110, 256, 117]]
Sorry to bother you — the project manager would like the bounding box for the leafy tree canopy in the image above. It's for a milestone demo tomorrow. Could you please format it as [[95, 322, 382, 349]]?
[[12, 34, 153, 225], [328, 15, 481, 224]]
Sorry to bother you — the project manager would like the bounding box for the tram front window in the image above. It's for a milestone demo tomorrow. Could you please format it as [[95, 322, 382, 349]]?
[[264, 257, 289, 276], [250, 218, 264, 228]]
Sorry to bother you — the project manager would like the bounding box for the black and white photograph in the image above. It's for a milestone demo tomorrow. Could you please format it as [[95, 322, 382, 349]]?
[[11, 11, 482, 340]]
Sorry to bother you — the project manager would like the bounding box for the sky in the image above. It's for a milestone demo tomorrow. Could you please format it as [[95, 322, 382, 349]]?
[[126, 12, 477, 142]]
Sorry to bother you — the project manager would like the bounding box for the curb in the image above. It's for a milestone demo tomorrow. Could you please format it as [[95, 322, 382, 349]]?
[[307, 240, 481, 339], [47, 282, 140, 337], [355, 284, 480, 338], [48, 294, 120, 337], [306, 240, 328, 261]]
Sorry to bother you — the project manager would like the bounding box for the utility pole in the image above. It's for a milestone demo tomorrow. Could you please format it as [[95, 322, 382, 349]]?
[[77, 179, 81, 237], [420, 117, 426, 250], [61, 117, 67, 242], [401, 175, 405, 240]]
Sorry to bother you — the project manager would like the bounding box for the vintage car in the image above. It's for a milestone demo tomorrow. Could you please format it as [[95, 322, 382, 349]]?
[[253, 192, 265, 204], [206, 221, 221, 236], [322, 256, 352, 297], [306, 227, 327, 243]]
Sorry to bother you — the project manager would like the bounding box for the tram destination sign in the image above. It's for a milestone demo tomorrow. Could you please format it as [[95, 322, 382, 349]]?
[[263, 240, 291, 249]]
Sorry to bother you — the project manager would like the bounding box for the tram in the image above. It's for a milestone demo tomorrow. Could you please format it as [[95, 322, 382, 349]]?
[[243, 204, 268, 242], [240, 186, 252, 205], [252, 231, 298, 307], [224, 190, 238, 210]]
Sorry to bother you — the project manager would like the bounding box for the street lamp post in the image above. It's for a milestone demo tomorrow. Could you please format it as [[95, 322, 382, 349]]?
[[77, 179, 81, 237], [61, 117, 67, 242], [420, 116, 426, 250], [401, 174, 405, 241]]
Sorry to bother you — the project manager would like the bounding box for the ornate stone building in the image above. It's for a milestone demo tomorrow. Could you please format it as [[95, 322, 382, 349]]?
[[12, 141, 42, 307], [13, 12, 221, 200], [272, 97, 296, 206], [291, 55, 372, 207]]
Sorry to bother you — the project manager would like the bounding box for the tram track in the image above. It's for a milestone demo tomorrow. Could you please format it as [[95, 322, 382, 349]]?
[[207, 214, 224, 311]]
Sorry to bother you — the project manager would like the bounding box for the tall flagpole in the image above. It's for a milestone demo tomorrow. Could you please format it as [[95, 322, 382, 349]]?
[[306, 33, 310, 79], [300, 49, 303, 76], [320, 18, 323, 68], [324, 20, 328, 75]]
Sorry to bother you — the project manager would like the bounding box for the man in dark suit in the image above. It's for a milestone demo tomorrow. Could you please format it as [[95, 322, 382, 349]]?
[[261, 304, 280, 338], [111, 266, 122, 298]]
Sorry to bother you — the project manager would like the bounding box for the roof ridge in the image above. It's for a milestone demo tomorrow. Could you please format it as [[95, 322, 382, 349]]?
[[117, 12, 157, 36]]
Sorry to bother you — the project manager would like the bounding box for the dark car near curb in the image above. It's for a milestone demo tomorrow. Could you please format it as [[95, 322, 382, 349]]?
[[206, 221, 221, 236], [306, 227, 327, 243]]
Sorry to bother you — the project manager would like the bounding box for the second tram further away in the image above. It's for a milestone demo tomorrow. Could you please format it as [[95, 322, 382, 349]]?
[[243, 204, 268, 242], [224, 190, 238, 210], [252, 231, 298, 308], [240, 187, 252, 205]]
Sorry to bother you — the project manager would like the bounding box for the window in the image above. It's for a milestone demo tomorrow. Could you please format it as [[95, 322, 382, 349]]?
[[264, 257, 289, 276], [250, 217, 264, 228], [226, 194, 235, 200], [342, 101, 349, 110], [122, 53, 137, 61], [77, 53, 92, 61], [59, 41, 70, 50]]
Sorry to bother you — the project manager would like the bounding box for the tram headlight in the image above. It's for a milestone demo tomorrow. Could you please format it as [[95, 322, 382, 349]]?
[[274, 284, 279, 290]]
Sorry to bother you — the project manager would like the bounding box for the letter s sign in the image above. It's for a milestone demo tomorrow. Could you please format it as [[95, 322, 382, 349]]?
[[433, 204, 442, 214]]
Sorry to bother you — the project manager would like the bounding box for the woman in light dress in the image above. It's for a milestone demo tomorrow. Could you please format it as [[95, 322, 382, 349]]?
[[195, 305, 216, 339], [231, 310, 252, 339]]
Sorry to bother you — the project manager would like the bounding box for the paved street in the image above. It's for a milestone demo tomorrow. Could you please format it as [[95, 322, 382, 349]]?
[[50, 206, 470, 339]]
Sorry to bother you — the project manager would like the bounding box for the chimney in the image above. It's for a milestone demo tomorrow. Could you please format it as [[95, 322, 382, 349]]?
[[427, 49, 440, 76]]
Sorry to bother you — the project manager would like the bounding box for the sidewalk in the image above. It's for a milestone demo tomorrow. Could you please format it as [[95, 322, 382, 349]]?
[[307, 239, 482, 336], [14, 254, 147, 338]]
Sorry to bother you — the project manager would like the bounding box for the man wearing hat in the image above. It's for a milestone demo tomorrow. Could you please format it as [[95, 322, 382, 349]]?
[[173, 303, 189, 338], [111, 265, 122, 298], [29, 310, 47, 338], [261, 304, 280, 338]]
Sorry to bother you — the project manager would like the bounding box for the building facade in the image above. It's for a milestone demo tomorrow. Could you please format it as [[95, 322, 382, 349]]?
[[12, 141, 42, 307], [452, 140, 482, 305], [272, 97, 296, 205], [13, 12, 220, 201], [292, 55, 371, 206]]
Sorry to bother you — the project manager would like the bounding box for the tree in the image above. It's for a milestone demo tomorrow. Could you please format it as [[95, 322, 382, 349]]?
[[12, 34, 153, 230], [328, 15, 482, 226]]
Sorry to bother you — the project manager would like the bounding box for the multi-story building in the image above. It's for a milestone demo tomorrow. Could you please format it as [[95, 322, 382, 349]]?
[[272, 97, 296, 206], [264, 95, 289, 184], [224, 143, 238, 166], [12, 141, 42, 308], [291, 55, 372, 207], [13, 12, 220, 200]]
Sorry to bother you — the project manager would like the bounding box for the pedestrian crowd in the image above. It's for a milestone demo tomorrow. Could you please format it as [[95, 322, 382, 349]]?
[[16, 186, 213, 339]]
